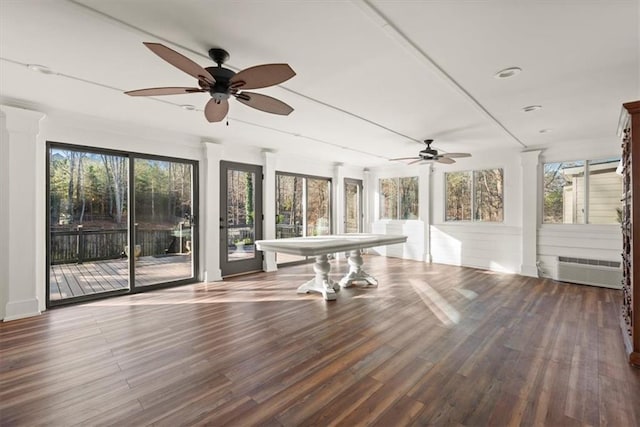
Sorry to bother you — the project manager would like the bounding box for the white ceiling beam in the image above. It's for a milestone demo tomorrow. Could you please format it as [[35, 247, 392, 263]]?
[[351, 0, 528, 149]]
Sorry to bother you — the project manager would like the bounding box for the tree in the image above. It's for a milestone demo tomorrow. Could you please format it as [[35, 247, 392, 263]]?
[[543, 163, 568, 223], [446, 172, 471, 221], [67, 150, 77, 222], [245, 171, 254, 224], [399, 177, 419, 219], [103, 155, 127, 224], [474, 169, 503, 221]]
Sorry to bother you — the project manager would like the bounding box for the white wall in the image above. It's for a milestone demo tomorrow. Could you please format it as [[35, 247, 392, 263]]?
[[429, 148, 523, 273], [537, 225, 621, 277]]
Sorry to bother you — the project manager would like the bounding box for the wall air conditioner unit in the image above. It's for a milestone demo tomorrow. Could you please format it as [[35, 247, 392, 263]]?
[[556, 256, 622, 289]]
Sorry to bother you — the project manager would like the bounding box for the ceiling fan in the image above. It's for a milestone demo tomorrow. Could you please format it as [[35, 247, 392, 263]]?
[[125, 42, 296, 122], [390, 139, 471, 164]]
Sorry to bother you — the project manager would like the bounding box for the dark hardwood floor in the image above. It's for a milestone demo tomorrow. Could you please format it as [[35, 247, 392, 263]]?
[[1, 256, 639, 426]]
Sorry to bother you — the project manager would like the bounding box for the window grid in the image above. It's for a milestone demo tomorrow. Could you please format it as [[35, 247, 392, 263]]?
[[379, 177, 419, 220], [445, 169, 503, 223], [542, 158, 621, 224]]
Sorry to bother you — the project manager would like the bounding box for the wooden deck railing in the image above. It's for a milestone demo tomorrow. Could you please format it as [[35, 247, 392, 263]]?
[[50, 226, 186, 265]]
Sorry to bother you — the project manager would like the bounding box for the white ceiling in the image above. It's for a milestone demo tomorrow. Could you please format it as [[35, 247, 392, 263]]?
[[1, 0, 638, 167]]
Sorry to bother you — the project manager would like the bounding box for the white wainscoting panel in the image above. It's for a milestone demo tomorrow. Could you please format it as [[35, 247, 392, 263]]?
[[537, 224, 622, 285], [371, 221, 424, 261], [430, 224, 522, 273]]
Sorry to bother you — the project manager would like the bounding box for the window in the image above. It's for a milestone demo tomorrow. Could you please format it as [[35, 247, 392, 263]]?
[[379, 177, 419, 219], [543, 158, 622, 224], [445, 169, 503, 222], [445, 172, 471, 221], [275, 172, 332, 264]]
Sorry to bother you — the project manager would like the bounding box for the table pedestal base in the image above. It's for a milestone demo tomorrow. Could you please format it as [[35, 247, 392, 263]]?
[[297, 254, 340, 300], [339, 250, 378, 288]]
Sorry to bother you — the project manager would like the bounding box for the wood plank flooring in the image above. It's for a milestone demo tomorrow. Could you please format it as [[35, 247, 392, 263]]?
[[2, 256, 639, 426]]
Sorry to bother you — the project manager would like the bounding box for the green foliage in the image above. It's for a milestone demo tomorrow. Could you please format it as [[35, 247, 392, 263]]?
[[49, 148, 192, 229], [543, 162, 568, 223]]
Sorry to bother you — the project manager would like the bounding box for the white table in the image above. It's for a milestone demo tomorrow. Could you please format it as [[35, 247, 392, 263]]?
[[255, 233, 407, 300]]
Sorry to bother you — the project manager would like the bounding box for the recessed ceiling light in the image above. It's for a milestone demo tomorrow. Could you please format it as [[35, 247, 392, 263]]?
[[180, 104, 196, 111], [27, 64, 55, 74], [522, 105, 542, 112], [539, 129, 552, 133], [494, 67, 522, 79]]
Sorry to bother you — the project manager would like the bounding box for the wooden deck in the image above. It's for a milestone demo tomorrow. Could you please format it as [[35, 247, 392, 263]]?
[[4, 257, 639, 425], [49, 255, 193, 301]]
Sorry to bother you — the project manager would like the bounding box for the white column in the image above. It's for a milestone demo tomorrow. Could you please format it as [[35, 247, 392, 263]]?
[[363, 168, 371, 233], [419, 163, 432, 263], [333, 163, 345, 260], [1, 105, 46, 321], [201, 140, 223, 282], [521, 150, 542, 277], [333, 162, 344, 234], [262, 150, 277, 272]]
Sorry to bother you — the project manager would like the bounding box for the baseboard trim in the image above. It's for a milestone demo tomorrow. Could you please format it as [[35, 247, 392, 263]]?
[[4, 298, 41, 321]]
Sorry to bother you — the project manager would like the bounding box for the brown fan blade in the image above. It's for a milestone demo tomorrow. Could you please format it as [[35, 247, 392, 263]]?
[[443, 153, 471, 158], [144, 42, 215, 84], [236, 92, 293, 115], [436, 157, 456, 164], [204, 98, 229, 122], [408, 159, 425, 165], [125, 87, 205, 96], [230, 64, 295, 90], [389, 157, 420, 161]]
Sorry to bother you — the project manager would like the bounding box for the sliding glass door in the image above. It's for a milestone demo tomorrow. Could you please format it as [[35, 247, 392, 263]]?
[[47, 143, 198, 306], [48, 148, 130, 302], [133, 158, 195, 287]]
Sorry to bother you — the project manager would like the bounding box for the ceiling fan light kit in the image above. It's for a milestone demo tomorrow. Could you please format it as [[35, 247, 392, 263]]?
[[125, 43, 296, 123], [389, 139, 471, 165]]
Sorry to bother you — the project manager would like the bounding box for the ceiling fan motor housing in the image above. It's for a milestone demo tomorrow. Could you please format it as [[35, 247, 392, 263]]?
[[419, 139, 437, 158], [205, 66, 235, 100], [420, 147, 438, 157]]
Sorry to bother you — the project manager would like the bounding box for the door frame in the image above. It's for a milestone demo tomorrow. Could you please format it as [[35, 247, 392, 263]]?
[[45, 141, 199, 307], [130, 155, 199, 291], [219, 160, 263, 277]]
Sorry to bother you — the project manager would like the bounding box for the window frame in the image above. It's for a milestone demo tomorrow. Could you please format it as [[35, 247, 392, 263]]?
[[275, 171, 333, 237], [378, 176, 419, 220], [444, 168, 504, 223], [542, 157, 622, 225]]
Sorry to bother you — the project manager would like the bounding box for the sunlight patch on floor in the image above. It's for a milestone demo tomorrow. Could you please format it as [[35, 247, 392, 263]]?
[[455, 287, 478, 300], [410, 279, 460, 326], [88, 293, 318, 306]]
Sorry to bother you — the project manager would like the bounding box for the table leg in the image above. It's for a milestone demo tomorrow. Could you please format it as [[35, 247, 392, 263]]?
[[297, 254, 340, 300], [339, 250, 378, 288]]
